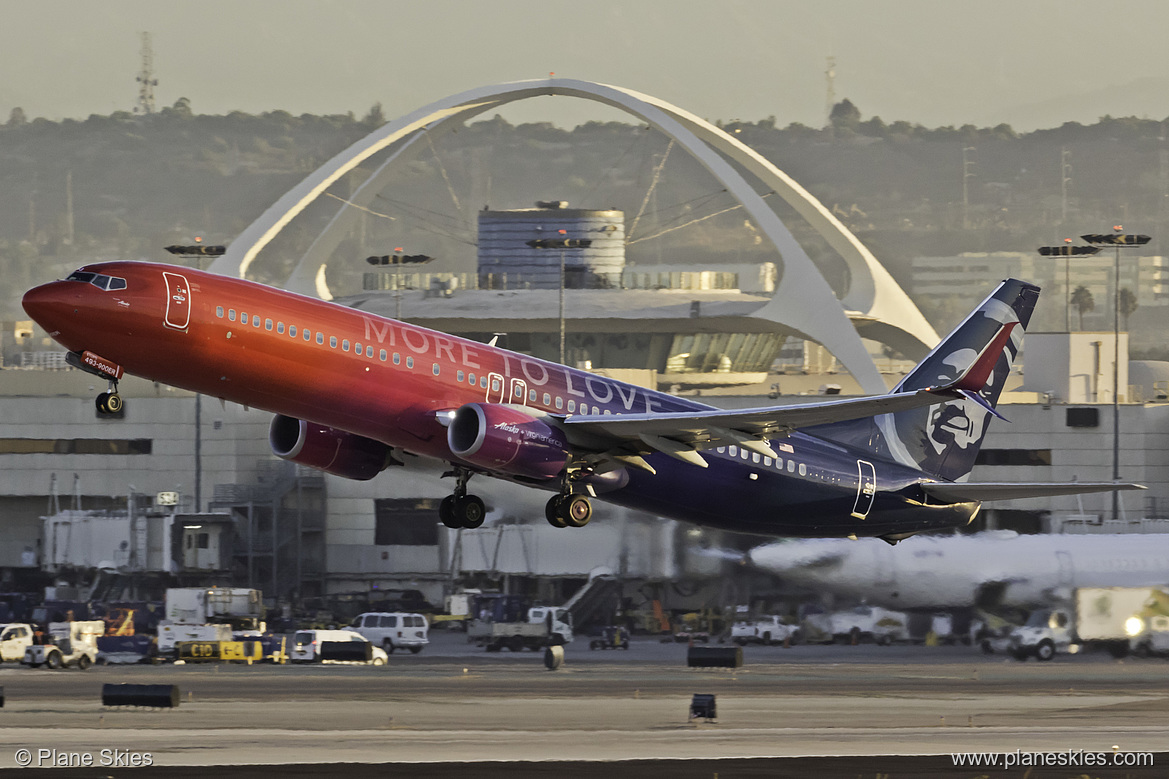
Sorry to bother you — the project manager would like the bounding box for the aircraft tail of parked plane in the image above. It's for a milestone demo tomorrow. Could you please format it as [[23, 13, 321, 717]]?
[[22, 264, 1143, 540]]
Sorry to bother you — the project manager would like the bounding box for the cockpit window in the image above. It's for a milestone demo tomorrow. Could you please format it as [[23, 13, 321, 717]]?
[[65, 270, 127, 291]]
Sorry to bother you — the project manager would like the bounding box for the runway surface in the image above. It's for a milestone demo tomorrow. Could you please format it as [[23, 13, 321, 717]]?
[[0, 634, 1166, 777]]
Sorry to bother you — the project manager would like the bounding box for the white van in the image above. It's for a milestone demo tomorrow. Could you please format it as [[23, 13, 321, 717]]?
[[349, 612, 429, 654], [291, 629, 388, 665]]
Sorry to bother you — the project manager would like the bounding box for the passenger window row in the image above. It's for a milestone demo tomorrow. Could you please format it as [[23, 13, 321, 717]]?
[[716, 445, 807, 477], [214, 306, 622, 417], [217, 305, 427, 371]]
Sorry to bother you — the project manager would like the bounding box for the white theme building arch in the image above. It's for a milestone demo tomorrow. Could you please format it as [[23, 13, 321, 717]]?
[[209, 79, 938, 394]]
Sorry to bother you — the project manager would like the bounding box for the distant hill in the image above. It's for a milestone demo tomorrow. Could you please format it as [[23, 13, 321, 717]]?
[[2, 105, 1166, 329]]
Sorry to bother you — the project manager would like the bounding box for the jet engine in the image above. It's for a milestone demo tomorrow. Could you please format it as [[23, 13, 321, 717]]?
[[269, 414, 392, 481], [447, 403, 570, 480]]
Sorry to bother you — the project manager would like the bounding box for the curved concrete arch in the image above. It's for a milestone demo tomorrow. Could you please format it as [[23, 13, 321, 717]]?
[[211, 79, 931, 393], [647, 110, 939, 358]]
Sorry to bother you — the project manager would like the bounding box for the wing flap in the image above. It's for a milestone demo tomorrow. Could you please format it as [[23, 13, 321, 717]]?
[[922, 481, 1147, 502]]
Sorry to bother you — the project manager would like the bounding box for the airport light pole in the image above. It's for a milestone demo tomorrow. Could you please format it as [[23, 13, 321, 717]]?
[[527, 233, 592, 365], [366, 250, 434, 320], [1036, 240, 1101, 332], [1079, 227, 1150, 522], [165, 241, 226, 512]]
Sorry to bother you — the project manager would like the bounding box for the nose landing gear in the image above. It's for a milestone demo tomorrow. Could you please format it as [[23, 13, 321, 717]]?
[[439, 468, 486, 529], [96, 382, 123, 416], [65, 351, 125, 417]]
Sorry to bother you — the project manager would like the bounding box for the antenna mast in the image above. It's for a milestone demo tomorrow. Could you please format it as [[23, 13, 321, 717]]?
[[825, 56, 837, 125], [134, 31, 158, 115]]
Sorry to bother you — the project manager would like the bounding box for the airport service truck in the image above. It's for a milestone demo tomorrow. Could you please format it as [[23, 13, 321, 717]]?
[[467, 606, 573, 652], [1121, 588, 1169, 658], [1008, 587, 1159, 661], [157, 588, 265, 656], [164, 587, 264, 626]]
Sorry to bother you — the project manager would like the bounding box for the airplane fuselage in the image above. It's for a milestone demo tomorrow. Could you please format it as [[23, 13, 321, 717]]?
[[750, 532, 1169, 609], [24, 262, 979, 537]]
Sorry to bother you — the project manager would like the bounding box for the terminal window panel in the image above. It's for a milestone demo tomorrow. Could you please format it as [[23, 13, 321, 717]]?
[[0, 438, 153, 455], [664, 332, 784, 373], [1066, 407, 1100, 428], [374, 498, 440, 546]]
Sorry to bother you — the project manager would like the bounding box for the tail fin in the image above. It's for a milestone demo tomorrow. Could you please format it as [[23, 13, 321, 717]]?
[[818, 279, 1040, 481]]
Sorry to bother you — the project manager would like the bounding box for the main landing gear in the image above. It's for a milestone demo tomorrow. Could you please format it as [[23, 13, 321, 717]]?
[[439, 468, 486, 529], [545, 492, 592, 529], [95, 381, 123, 416]]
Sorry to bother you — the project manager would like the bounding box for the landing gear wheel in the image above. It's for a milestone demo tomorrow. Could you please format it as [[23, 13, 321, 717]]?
[[96, 391, 123, 415], [439, 496, 461, 529], [561, 495, 592, 528], [456, 495, 486, 528], [440, 493, 486, 528], [545, 495, 568, 528]]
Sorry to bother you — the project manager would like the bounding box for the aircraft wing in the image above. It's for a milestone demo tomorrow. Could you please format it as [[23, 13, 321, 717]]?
[[922, 481, 1147, 502], [561, 386, 977, 470], [559, 318, 1017, 471]]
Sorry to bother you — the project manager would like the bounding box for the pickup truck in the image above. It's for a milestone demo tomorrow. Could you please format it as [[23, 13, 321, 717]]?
[[731, 616, 798, 646], [828, 605, 909, 645], [0, 623, 35, 662]]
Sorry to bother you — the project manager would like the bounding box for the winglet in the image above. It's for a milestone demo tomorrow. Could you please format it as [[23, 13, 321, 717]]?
[[956, 389, 1008, 421]]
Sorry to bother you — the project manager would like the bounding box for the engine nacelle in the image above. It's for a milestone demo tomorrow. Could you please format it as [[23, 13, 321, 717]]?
[[447, 403, 569, 481], [269, 414, 392, 481]]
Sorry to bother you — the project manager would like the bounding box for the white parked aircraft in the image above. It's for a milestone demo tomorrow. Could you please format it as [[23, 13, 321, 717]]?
[[748, 531, 1169, 611]]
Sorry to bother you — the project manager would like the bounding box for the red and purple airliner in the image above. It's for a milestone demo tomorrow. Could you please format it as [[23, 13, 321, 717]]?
[[22, 264, 1140, 542]]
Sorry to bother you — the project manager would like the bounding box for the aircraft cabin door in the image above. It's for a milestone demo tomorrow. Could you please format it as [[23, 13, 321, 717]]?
[[162, 271, 192, 331], [486, 373, 505, 404], [851, 460, 877, 519], [509, 378, 528, 406]]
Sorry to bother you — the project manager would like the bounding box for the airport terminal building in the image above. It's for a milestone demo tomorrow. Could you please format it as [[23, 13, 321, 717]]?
[[1, 322, 1166, 609]]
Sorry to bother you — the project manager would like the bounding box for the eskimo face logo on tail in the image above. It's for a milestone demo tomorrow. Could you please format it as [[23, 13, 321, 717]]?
[[924, 349, 992, 456], [878, 292, 1027, 481], [914, 345, 1004, 476]]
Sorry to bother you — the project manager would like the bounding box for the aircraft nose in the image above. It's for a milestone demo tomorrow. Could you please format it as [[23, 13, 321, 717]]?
[[22, 281, 76, 332]]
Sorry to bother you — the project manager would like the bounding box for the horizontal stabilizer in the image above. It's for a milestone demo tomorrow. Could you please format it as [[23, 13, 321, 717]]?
[[922, 481, 1147, 503]]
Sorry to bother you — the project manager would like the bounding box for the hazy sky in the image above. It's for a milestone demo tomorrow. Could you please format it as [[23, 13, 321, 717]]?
[[5, 0, 1169, 130]]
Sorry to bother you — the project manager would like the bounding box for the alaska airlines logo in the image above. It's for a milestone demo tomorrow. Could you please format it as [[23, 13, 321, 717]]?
[[493, 421, 560, 446]]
